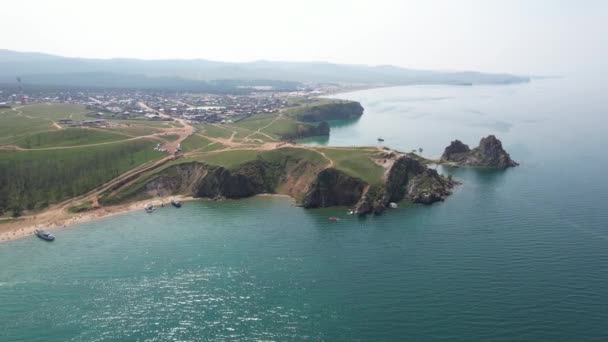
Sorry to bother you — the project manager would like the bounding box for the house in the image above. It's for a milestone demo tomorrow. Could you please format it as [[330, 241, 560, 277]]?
[[58, 119, 74, 125], [80, 119, 107, 126]]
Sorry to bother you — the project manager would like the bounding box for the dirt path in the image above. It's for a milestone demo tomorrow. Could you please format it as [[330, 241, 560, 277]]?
[[0, 134, 168, 151], [138, 102, 194, 153], [243, 113, 283, 140], [313, 149, 334, 168]]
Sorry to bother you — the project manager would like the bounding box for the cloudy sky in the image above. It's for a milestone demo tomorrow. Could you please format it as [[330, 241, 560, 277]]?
[[1, 0, 606, 75]]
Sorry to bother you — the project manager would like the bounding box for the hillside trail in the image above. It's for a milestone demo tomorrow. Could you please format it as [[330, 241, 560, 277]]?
[[312, 148, 334, 168], [243, 113, 284, 140]]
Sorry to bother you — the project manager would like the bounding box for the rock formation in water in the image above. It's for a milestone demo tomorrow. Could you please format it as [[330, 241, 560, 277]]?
[[441, 135, 518, 168]]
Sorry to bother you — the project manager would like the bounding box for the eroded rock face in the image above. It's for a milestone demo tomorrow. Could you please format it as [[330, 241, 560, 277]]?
[[441, 135, 518, 168], [295, 102, 364, 122], [195, 162, 274, 199], [441, 140, 471, 163], [302, 168, 366, 208], [476, 135, 519, 168]]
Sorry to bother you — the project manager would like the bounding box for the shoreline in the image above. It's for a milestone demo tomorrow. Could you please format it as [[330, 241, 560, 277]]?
[[0, 193, 294, 244]]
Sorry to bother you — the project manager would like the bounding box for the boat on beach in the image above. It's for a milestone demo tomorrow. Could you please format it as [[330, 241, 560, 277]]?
[[34, 229, 55, 241], [171, 199, 182, 208], [144, 203, 155, 213]]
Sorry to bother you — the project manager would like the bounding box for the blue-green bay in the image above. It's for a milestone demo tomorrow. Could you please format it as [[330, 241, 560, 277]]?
[[2, 77, 608, 341]]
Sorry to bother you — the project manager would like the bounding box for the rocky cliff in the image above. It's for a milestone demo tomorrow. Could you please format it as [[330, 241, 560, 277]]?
[[301, 168, 367, 208], [441, 135, 518, 168], [111, 148, 456, 216], [279, 121, 330, 140], [138, 154, 320, 202], [294, 101, 364, 122]]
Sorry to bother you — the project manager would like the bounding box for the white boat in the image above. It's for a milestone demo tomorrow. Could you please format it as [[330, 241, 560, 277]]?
[[389, 202, 398, 209], [35, 229, 55, 241], [144, 203, 155, 213]]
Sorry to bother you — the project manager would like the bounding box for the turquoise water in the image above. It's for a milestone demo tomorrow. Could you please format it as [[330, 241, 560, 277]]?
[[2, 77, 608, 341]]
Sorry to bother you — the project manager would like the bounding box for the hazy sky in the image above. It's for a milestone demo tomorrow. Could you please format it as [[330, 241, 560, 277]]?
[[2, 0, 606, 75]]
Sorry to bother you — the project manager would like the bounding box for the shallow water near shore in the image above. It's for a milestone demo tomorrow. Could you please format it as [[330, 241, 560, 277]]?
[[2, 76, 608, 341]]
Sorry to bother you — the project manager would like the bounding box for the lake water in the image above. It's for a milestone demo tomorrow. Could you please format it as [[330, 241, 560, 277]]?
[[2, 77, 608, 341]]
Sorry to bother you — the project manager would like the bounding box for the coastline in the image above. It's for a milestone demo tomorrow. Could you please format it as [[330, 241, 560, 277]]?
[[0, 193, 293, 243]]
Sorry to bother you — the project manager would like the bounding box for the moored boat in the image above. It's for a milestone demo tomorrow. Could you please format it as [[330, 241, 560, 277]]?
[[34, 229, 55, 241], [144, 203, 155, 213], [328, 216, 339, 222], [171, 199, 182, 208]]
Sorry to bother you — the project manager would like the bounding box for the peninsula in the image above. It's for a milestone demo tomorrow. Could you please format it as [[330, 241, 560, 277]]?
[[0, 90, 516, 242]]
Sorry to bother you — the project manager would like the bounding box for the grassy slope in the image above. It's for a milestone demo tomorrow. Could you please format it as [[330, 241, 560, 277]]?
[[318, 147, 384, 185], [0, 139, 164, 212], [1, 104, 116, 146], [196, 124, 233, 139], [181, 134, 213, 152], [13, 128, 127, 148], [0, 112, 51, 144], [0, 103, 173, 214], [19, 103, 91, 121], [193, 149, 260, 169]]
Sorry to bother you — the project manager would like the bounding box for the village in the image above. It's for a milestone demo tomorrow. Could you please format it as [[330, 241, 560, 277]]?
[[0, 83, 347, 127]]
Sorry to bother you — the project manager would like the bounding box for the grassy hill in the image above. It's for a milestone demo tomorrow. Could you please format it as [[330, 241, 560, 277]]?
[[0, 140, 163, 215], [0, 103, 172, 216]]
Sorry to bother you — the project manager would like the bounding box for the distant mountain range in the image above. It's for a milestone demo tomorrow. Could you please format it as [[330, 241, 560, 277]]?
[[0, 49, 529, 92]]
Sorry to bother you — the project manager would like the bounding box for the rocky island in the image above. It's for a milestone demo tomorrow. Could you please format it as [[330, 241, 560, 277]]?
[[441, 135, 518, 168]]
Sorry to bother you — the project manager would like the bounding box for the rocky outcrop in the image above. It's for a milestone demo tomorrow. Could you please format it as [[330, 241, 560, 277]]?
[[302, 168, 367, 208], [353, 154, 456, 215], [406, 169, 455, 204], [441, 140, 470, 162], [295, 101, 364, 122], [441, 135, 518, 168]]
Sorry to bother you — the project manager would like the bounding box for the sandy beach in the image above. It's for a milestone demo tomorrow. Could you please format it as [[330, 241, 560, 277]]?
[[0, 193, 294, 243], [0, 195, 194, 243]]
